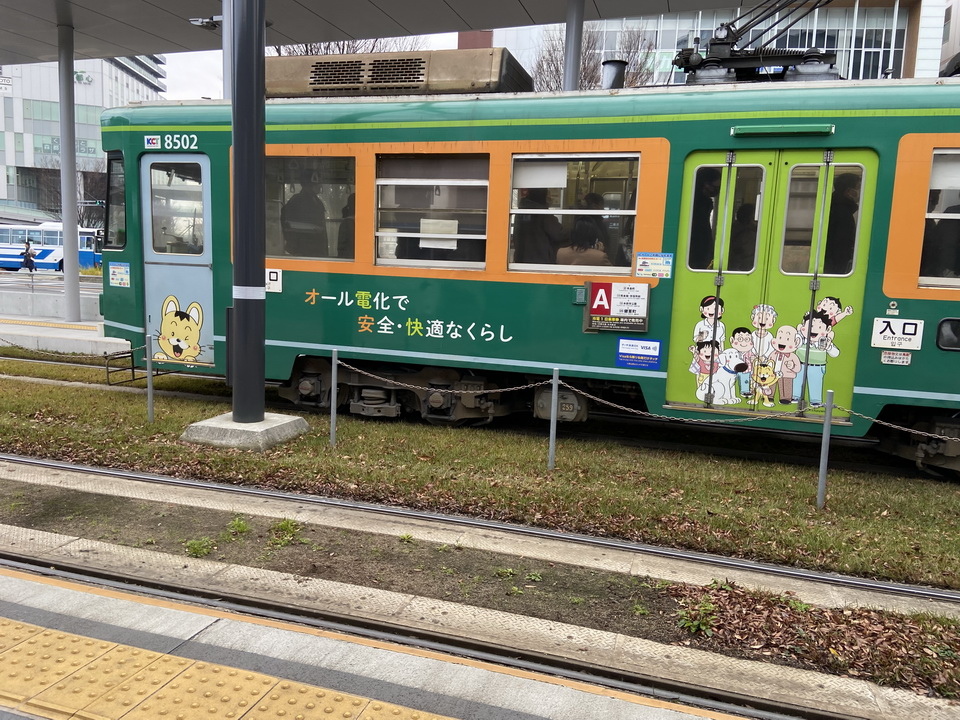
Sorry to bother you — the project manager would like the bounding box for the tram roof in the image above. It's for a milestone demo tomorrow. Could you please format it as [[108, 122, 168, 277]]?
[[0, 0, 733, 66]]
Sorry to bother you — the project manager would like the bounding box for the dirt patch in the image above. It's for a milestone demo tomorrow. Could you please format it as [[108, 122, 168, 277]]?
[[0, 479, 684, 645], [2, 477, 959, 698]]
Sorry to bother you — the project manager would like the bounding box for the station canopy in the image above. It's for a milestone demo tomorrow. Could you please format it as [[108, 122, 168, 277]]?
[[0, 0, 735, 65]]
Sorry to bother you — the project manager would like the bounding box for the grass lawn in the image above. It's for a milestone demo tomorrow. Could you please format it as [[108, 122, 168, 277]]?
[[1, 364, 958, 590]]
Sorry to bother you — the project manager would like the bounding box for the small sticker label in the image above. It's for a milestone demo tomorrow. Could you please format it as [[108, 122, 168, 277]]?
[[616, 338, 660, 369], [880, 350, 912, 366], [265, 268, 282, 293], [635, 252, 673, 278], [108, 262, 130, 288]]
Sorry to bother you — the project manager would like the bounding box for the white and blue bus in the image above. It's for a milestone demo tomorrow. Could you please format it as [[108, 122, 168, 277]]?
[[0, 222, 102, 271]]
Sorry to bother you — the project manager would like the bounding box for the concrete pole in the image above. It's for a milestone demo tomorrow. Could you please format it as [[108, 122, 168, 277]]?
[[57, 24, 80, 322], [562, 0, 585, 91], [230, 0, 266, 422], [222, 0, 233, 100]]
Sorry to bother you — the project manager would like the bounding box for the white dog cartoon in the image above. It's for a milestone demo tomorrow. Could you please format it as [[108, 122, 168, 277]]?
[[696, 347, 747, 405]]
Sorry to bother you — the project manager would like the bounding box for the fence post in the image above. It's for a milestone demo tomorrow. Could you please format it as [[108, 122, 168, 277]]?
[[816, 389, 834, 510], [330, 349, 338, 447], [548, 368, 559, 470], [145, 334, 154, 424]]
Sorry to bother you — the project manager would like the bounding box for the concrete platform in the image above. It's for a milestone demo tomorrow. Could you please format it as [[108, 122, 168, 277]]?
[[180, 411, 310, 450], [0, 316, 129, 357], [1, 460, 958, 720]]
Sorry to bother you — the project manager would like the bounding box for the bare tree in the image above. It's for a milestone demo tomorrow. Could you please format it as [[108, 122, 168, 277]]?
[[534, 22, 657, 91], [270, 36, 426, 57], [31, 156, 106, 228]]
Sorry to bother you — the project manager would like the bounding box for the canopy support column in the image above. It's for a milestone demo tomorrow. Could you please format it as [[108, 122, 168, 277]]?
[[58, 23, 80, 321]]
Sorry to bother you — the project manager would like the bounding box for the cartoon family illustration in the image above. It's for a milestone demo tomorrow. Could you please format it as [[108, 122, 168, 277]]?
[[153, 294, 207, 364], [687, 294, 853, 409]]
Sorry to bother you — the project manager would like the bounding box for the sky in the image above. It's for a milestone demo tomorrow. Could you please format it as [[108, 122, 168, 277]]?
[[162, 33, 461, 100], [163, 50, 225, 100]]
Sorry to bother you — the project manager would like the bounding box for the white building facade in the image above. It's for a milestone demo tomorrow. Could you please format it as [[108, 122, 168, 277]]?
[[0, 56, 165, 222], [496, 0, 952, 86]]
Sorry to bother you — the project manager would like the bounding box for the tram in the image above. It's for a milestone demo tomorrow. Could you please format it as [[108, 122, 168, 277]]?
[[98, 50, 960, 470]]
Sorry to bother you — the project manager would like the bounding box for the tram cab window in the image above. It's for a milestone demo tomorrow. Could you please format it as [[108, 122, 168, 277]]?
[[920, 151, 960, 287], [149, 162, 204, 255], [937, 319, 960, 350], [686, 164, 763, 272], [375, 155, 488, 267], [509, 154, 638, 272], [105, 153, 126, 249], [266, 156, 356, 260], [781, 164, 862, 276]]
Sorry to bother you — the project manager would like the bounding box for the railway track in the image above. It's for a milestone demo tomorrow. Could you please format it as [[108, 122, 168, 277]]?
[[3, 454, 957, 720]]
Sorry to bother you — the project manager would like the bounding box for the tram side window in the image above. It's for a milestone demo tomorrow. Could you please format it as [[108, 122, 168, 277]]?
[[376, 155, 488, 266], [920, 151, 960, 286], [510, 154, 638, 271], [266, 156, 356, 259], [105, 153, 126, 249], [149, 162, 204, 255]]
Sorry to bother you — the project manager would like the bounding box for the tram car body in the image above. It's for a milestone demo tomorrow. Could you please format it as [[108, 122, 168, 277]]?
[[100, 72, 960, 470]]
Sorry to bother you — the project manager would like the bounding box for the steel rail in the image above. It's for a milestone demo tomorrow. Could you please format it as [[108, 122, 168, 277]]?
[[2, 452, 958, 606], [0, 552, 836, 720]]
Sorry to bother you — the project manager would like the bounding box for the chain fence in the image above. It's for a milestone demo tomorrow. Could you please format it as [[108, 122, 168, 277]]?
[[335, 358, 960, 444], [1, 334, 958, 447]]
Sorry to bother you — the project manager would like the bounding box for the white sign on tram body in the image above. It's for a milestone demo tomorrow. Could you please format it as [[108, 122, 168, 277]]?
[[870, 317, 924, 350]]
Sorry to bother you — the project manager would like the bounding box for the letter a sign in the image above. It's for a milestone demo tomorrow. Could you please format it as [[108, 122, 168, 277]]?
[[585, 282, 649, 332]]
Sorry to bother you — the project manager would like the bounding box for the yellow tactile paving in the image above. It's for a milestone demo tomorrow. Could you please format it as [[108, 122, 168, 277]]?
[[358, 700, 458, 720], [0, 618, 460, 720], [128, 661, 278, 718], [0, 318, 98, 331], [0, 618, 44, 652], [0, 629, 114, 704], [26, 645, 171, 720], [76, 654, 194, 720], [247, 682, 368, 718]]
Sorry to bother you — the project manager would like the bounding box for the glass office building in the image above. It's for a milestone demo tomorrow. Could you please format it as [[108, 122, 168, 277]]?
[[496, 4, 927, 85]]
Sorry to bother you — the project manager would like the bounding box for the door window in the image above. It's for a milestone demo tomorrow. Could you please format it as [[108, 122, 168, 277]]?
[[149, 161, 204, 255], [781, 164, 863, 276], [687, 165, 764, 272]]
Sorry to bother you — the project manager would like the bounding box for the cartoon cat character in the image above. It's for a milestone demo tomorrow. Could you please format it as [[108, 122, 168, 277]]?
[[154, 294, 204, 362], [751, 358, 778, 408]]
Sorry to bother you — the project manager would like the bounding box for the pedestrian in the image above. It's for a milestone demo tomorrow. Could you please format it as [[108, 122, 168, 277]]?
[[21, 241, 36, 272]]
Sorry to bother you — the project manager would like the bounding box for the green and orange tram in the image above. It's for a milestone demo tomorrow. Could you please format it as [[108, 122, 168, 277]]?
[[100, 52, 960, 470]]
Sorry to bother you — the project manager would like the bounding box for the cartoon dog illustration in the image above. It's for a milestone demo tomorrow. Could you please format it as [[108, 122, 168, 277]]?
[[696, 348, 748, 405], [751, 358, 779, 408], [154, 294, 204, 362]]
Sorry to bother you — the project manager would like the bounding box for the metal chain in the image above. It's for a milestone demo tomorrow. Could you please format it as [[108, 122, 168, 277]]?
[[336, 360, 551, 395], [558, 380, 802, 425], [334, 362, 960, 440], [834, 404, 960, 443], [0, 335, 108, 361], [2, 339, 957, 444]]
